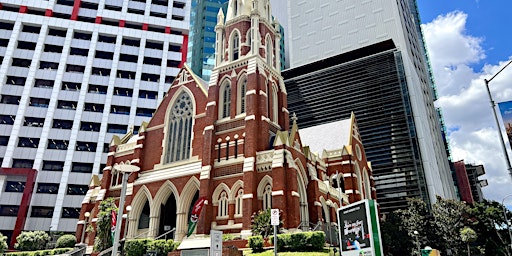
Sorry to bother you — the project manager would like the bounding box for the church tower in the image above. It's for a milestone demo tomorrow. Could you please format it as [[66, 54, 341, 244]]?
[[197, 0, 289, 235]]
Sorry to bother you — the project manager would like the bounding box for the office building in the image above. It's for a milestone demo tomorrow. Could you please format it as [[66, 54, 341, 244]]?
[[0, 0, 190, 245], [275, 0, 456, 212], [187, 0, 228, 81]]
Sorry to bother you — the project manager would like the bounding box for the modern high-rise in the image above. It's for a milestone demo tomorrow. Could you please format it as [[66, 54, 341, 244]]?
[[0, 0, 190, 244], [274, 0, 457, 212], [187, 0, 228, 81]]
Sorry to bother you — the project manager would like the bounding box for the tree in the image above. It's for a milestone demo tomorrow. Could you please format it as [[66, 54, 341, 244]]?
[[467, 200, 510, 255], [395, 198, 430, 255], [251, 209, 281, 238], [14, 231, 50, 251], [94, 197, 118, 253], [431, 196, 470, 255], [460, 227, 477, 256], [0, 233, 8, 253], [381, 211, 411, 256]]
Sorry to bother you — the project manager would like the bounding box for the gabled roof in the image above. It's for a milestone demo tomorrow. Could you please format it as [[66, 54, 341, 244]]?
[[299, 118, 352, 156]]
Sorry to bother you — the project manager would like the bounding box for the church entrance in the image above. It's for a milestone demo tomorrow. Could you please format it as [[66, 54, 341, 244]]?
[[158, 194, 177, 238]]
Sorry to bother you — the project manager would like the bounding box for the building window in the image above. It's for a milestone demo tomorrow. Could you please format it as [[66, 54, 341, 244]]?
[[0, 205, 19, 216], [71, 162, 93, 173], [235, 189, 243, 216], [88, 84, 108, 94], [12, 159, 34, 168], [0, 115, 15, 125], [136, 108, 155, 117], [57, 100, 77, 110], [0, 136, 8, 146], [271, 85, 278, 123], [24, 117, 44, 127], [238, 77, 247, 114], [7, 76, 26, 86], [34, 79, 55, 88], [29, 97, 50, 108], [1, 95, 21, 105], [47, 139, 68, 150], [80, 122, 101, 132], [18, 137, 39, 148], [107, 124, 128, 134], [111, 105, 131, 115], [221, 82, 231, 119], [67, 184, 88, 195], [138, 201, 150, 229], [31, 206, 54, 218], [165, 91, 193, 163], [4, 181, 25, 192], [76, 141, 97, 152], [218, 191, 228, 217], [62, 82, 81, 91], [231, 32, 239, 61], [42, 161, 64, 172], [113, 87, 133, 97], [263, 184, 272, 210], [84, 103, 104, 112], [266, 37, 273, 66], [37, 183, 59, 194], [61, 207, 81, 218], [52, 119, 73, 129]]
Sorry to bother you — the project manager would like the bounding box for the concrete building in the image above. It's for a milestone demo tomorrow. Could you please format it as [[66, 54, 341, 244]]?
[[273, 0, 457, 212], [0, 0, 190, 242], [77, 0, 376, 245]]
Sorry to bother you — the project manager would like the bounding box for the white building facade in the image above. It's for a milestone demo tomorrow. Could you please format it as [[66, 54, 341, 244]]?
[[0, 0, 190, 241], [272, 0, 457, 209]]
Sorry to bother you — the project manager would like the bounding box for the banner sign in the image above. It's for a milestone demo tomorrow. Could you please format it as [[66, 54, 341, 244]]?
[[337, 200, 383, 256], [111, 209, 117, 244], [187, 196, 206, 237], [498, 100, 512, 151]]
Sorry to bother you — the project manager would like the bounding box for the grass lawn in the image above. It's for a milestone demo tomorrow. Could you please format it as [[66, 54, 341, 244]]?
[[243, 248, 340, 256]]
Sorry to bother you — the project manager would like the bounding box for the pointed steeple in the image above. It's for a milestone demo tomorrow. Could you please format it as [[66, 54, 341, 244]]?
[[217, 8, 225, 26]]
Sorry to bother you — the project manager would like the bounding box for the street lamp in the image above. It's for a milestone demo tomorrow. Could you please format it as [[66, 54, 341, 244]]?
[[484, 59, 512, 180], [413, 230, 420, 256], [111, 163, 140, 256], [81, 211, 90, 244], [502, 194, 512, 252]]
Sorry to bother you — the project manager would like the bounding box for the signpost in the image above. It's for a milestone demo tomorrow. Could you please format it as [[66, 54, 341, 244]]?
[[210, 230, 222, 256], [271, 209, 279, 256]]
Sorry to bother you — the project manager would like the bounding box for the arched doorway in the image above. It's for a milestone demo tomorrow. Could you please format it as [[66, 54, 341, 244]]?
[[159, 194, 177, 238]]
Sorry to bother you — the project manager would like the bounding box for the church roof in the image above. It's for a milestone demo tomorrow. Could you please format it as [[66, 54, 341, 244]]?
[[299, 119, 352, 156]]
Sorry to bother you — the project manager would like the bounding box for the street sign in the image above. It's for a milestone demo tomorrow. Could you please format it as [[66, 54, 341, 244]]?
[[271, 209, 279, 226]]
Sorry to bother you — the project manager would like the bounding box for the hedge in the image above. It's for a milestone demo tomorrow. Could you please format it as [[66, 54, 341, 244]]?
[[124, 239, 178, 256], [7, 248, 73, 256], [247, 236, 264, 252], [55, 235, 76, 248], [268, 231, 325, 252]]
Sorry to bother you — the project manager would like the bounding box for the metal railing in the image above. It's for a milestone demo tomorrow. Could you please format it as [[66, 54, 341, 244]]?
[[154, 228, 176, 240]]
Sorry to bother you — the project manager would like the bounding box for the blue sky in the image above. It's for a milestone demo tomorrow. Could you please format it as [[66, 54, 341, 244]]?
[[418, 0, 512, 68], [418, 0, 512, 208]]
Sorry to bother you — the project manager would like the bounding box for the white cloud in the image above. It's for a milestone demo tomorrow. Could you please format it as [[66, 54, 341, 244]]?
[[422, 11, 512, 205]]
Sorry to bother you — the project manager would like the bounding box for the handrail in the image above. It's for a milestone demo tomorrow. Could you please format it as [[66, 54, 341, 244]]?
[[154, 228, 176, 240], [131, 230, 150, 240], [98, 246, 113, 256]]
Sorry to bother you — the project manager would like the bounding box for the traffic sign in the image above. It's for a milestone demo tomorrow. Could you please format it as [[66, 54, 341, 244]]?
[[271, 209, 279, 226]]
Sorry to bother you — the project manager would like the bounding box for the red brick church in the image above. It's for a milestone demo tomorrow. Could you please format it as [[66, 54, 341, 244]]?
[[77, 0, 376, 244]]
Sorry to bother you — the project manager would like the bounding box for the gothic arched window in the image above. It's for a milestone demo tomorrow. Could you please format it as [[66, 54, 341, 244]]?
[[263, 184, 272, 210], [220, 81, 231, 119], [238, 77, 247, 114], [235, 189, 243, 216], [218, 191, 228, 217], [166, 91, 193, 163], [232, 32, 240, 61], [266, 37, 273, 66], [271, 84, 278, 123]]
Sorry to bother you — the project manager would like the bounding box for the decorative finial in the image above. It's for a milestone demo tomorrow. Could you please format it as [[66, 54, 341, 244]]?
[[291, 112, 298, 123]]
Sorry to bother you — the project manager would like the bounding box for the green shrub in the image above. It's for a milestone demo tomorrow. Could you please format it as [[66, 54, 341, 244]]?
[[124, 239, 151, 256], [289, 232, 307, 251], [6, 248, 72, 256], [247, 236, 264, 252], [55, 234, 76, 248], [148, 239, 176, 255], [0, 232, 8, 253], [222, 234, 236, 241], [308, 231, 325, 250], [15, 231, 50, 251], [274, 234, 290, 251]]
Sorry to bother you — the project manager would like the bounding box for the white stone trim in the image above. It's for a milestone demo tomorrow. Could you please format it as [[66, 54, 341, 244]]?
[[244, 115, 255, 121], [272, 190, 284, 196], [242, 193, 253, 199], [291, 191, 300, 197], [207, 101, 217, 107]]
